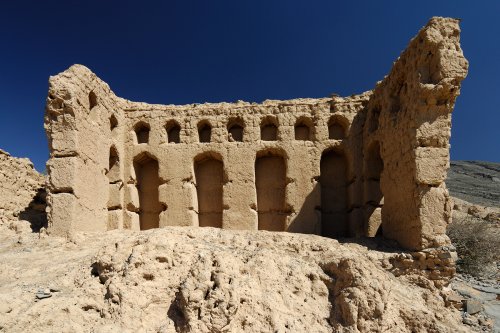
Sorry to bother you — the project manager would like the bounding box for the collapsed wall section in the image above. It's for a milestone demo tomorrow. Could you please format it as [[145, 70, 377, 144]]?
[[364, 17, 468, 250], [119, 94, 368, 235], [0, 149, 46, 228], [45, 66, 126, 235], [44, 65, 369, 237], [43, 17, 468, 252]]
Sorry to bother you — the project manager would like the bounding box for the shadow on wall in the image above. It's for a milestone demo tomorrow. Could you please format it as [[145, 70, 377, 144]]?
[[194, 154, 224, 228], [286, 149, 350, 238], [127, 105, 384, 242], [134, 152, 162, 230], [19, 187, 48, 232], [320, 149, 349, 238], [288, 107, 384, 240], [255, 153, 287, 231], [286, 182, 321, 235]]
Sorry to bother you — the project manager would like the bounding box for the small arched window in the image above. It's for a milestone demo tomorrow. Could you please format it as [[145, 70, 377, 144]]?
[[89, 91, 98, 110], [328, 116, 348, 140], [260, 117, 278, 141], [294, 118, 313, 141], [227, 118, 244, 142], [166, 121, 181, 144], [107, 146, 120, 182], [198, 122, 212, 143], [368, 108, 381, 134], [134, 122, 150, 144], [110, 114, 118, 132]]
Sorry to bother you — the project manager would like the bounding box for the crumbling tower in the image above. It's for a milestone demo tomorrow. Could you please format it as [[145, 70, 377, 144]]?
[[45, 17, 468, 250]]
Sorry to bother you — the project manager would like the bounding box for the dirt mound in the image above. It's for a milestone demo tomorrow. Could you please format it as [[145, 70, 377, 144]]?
[[0, 224, 469, 332], [0, 149, 46, 230]]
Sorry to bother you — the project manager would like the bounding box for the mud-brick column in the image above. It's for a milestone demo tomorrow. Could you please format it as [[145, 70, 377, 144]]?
[[286, 143, 320, 234], [45, 83, 79, 236], [158, 147, 198, 228], [45, 65, 116, 235], [46, 154, 78, 235], [223, 146, 258, 230], [366, 17, 468, 250]]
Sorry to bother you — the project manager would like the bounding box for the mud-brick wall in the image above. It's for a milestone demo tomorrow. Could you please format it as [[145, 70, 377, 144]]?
[[363, 17, 468, 250], [0, 149, 45, 224], [45, 66, 126, 235], [45, 65, 370, 237], [120, 94, 368, 235], [44, 17, 468, 252]]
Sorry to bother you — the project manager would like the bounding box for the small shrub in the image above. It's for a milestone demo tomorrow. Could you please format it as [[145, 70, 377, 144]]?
[[447, 214, 499, 278]]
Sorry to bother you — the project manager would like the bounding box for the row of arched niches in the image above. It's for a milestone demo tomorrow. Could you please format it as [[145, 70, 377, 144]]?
[[122, 115, 350, 144], [106, 130, 384, 239]]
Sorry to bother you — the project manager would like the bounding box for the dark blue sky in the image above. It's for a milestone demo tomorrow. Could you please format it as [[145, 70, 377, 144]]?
[[0, 1, 498, 171]]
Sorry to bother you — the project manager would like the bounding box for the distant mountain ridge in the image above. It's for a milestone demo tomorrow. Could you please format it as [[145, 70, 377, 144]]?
[[447, 161, 500, 208]]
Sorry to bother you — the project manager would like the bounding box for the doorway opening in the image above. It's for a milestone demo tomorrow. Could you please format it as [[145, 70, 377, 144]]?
[[194, 155, 224, 228], [134, 153, 161, 230], [320, 149, 348, 238], [255, 153, 287, 231]]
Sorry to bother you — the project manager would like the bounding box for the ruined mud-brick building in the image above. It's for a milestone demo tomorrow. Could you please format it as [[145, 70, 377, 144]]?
[[44, 17, 468, 250]]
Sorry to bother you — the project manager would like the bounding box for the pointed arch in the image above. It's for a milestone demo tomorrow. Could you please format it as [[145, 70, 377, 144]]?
[[198, 121, 212, 143], [227, 117, 244, 142], [260, 116, 278, 141], [320, 148, 348, 238], [194, 152, 224, 228], [133, 152, 161, 230], [294, 117, 314, 141], [255, 149, 287, 231], [328, 115, 348, 140], [134, 121, 150, 144], [166, 120, 181, 144]]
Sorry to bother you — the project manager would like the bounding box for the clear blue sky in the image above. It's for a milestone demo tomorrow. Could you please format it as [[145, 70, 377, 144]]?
[[0, 1, 498, 171]]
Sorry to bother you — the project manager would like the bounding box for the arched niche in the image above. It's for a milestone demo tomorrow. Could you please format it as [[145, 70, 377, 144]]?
[[107, 145, 120, 182], [133, 152, 161, 230], [294, 117, 314, 141], [227, 118, 244, 142], [89, 91, 98, 110], [320, 149, 349, 238], [194, 153, 224, 228], [364, 141, 384, 237], [260, 116, 278, 141], [255, 150, 287, 231], [134, 122, 150, 144], [110, 114, 118, 132], [328, 115, 348, 140], [198, 121, 212, 143], [166, 120, 181, 144]]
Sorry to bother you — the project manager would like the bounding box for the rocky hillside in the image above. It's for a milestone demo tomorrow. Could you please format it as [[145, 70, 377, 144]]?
[[447, 161, 500, 208], [0, 223, 470, 333]]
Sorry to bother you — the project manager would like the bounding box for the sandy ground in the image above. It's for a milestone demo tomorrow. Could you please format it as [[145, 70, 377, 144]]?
[[0, 220, 475, 333]]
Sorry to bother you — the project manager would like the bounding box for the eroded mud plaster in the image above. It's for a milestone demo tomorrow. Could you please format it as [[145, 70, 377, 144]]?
[[44, 17, 468, 250]]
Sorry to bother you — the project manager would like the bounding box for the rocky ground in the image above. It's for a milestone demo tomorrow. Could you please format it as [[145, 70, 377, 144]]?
[[446, 161, 500, 332], [451, 274, 499, 332], [447, 209, 499, 333], [0, 156, 498, 332], [0, 220, 475, 333], [447, 161, 500, 208]]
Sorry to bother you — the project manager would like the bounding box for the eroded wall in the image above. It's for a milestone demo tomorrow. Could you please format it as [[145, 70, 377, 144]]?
[[44, 17, 468, 251], [364, 17, 468, 250], [45, 67, 126, 235], [0, 149, 46, 229], [119, 94, 367, 235]]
